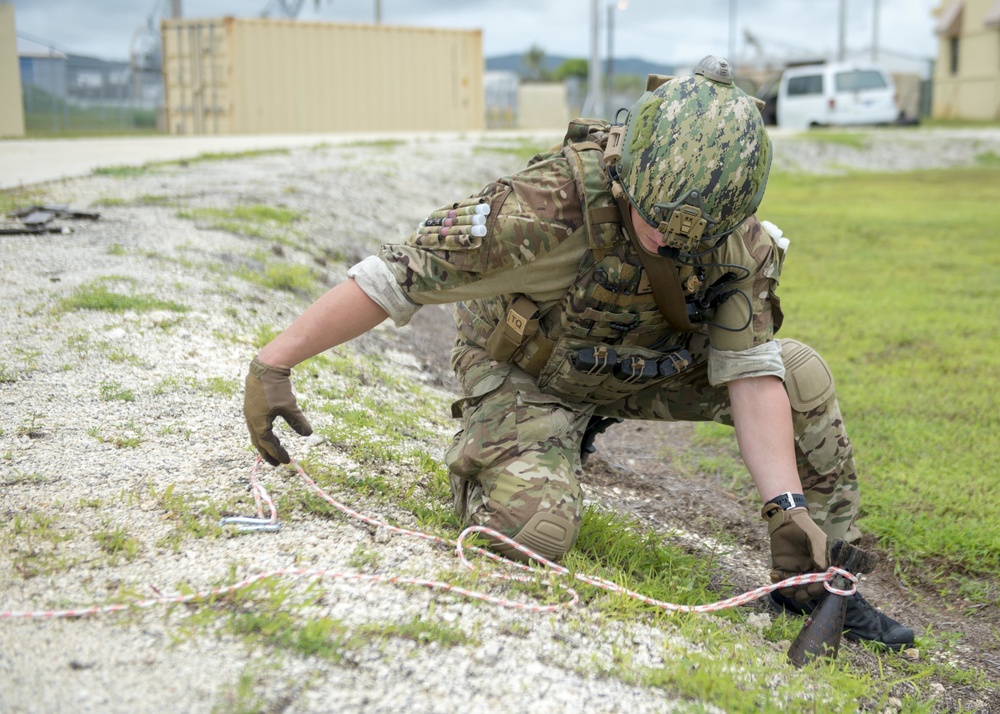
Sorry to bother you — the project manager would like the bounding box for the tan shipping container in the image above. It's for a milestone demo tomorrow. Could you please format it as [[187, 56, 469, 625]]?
[[161, 17, 483, 135], [0, 4, 26, 138]]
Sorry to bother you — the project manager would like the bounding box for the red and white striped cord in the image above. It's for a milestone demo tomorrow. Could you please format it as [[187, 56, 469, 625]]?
[[0, 457, 857, 620]]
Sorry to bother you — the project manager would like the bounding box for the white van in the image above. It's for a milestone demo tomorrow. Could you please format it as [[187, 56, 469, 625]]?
[[776, 63, 898, 130]]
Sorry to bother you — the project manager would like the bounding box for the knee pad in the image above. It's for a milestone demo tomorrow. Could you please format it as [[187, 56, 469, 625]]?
[[780, 339, 835, 412], [494, 512, 579, 563]]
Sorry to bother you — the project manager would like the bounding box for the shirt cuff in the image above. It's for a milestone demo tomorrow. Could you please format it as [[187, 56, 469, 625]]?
[[347, 255, 421, 327], [708, 341, 786, 386]]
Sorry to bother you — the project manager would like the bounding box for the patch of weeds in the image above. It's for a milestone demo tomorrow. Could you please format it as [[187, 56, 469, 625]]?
[[99, 380, 135, 402], [472, 138, 552, 164], [238, 262, 317, 294], [499, 621, 532, 638], [212, 665, 270, 714], [975, 150, 1000, 167], [229, 611, 352, 660], [0, 361, 17, 383], [99, 342, 146, 367], [87, 423, 142, 449], [150, 482, 224, 550], [177, 204, 302, 246], [3, 513, 77, 578], [184, 148, 291, 164], [348, 544, 380, 571], [356, 615, 476, 648], [94, 523, 142, 564], [58, 277, 188, 314], [106, 242, 128, 256], [138, 194, 173, 205], [78, 497, 103, 509], [0, 468, 51, 486], [93, 197, 128, 207], [64, 331, 91, 358], [251, 324, 280, 349], [18, 412, 46, 439], [796, 131, 870, 149], [341, 139, 405, 150], [152, 376, 183, 396], [0, 186, 47, 215], [197, 376, 239, 397], [92, 165, 149, 178]]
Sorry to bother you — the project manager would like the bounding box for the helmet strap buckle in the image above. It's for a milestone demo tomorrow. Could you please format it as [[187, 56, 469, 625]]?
[[659, 205, 707, 252]]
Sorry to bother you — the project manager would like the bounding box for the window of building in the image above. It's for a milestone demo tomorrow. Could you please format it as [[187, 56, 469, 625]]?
[[950, 37, 960, 75]]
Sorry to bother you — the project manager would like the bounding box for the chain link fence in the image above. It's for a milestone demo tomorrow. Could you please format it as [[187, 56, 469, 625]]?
[[18, 42, 163, 136]]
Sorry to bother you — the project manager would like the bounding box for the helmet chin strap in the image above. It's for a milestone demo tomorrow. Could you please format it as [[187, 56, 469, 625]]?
[[610, 179, 700, 332]]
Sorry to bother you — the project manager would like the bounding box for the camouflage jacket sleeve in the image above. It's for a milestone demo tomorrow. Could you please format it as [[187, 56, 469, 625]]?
[[369, 153, 589, 320], [705, 216, 788, 385]]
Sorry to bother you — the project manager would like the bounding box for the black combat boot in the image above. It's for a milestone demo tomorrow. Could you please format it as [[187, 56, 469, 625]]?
[[770, 590, 915, 650]]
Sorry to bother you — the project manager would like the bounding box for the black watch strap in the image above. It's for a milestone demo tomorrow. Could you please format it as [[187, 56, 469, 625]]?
[[765, 492, 809, 511]]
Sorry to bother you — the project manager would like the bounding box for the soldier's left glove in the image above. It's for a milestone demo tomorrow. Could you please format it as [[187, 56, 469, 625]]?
[[244, 356, 313, 466], [762, 502, 876, 603]]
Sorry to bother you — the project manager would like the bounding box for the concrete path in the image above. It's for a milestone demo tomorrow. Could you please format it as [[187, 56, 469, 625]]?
[[0, 131, 510, 190]]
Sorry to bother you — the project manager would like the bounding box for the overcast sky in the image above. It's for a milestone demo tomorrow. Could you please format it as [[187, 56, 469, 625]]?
[[12, 0, 943, 70]]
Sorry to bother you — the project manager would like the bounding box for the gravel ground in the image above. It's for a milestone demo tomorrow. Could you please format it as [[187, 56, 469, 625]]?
[[2, 126, 999, 714]]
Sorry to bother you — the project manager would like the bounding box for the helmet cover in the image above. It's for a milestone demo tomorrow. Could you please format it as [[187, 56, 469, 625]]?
[[615, 56, 772, 251]]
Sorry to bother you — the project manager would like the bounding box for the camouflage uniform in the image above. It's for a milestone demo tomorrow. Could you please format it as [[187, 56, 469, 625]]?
[[347, 121, 861, 561]]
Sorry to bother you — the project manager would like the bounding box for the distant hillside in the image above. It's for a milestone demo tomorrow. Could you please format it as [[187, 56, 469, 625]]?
[[486, 53, 677, 78]]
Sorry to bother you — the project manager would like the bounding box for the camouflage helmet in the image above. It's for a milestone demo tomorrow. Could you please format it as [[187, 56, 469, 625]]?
[[611, 56, 772, 254]]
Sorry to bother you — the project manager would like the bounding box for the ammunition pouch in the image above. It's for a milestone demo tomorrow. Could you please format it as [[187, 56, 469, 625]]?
[[485, 296, 540, 362], [536, 336, 691, 405]]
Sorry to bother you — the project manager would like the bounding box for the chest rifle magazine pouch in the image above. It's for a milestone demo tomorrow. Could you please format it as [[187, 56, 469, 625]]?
[[485, 296, 540, 362]]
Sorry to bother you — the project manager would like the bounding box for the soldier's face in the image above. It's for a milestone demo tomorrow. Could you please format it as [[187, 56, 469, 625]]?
[[630, 206, 665, 255]]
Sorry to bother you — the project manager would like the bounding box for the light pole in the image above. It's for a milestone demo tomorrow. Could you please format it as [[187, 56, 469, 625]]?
[[583, 0, 603, 117], [605, 1, 627, 117], [871, 0, 880, 62], [838, 0, 847, 61], [728, 0, 737, 67]]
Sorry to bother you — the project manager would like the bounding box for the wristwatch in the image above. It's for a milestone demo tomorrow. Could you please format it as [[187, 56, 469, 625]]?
[[765, 492, 809, 511]]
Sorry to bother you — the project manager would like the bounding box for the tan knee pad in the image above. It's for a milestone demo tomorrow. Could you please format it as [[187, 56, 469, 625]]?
[[780, 338, 836, 412], [494, 512, 579, 563]]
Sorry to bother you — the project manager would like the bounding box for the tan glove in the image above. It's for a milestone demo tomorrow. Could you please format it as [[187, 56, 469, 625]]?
[[762, 503, 876, 603], [244, 357, 312, 466]]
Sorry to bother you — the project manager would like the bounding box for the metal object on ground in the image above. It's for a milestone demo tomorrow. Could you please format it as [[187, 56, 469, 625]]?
[[787, 576, 849, 667], [1, 205, 100, 235]]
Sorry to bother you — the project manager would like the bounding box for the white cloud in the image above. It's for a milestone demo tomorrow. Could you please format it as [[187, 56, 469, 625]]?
[[11, 0, 941, 67]]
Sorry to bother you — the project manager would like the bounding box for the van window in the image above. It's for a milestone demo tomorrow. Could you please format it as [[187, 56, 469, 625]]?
[[787, 74, 823, 96], [835, 70, 889, 92]]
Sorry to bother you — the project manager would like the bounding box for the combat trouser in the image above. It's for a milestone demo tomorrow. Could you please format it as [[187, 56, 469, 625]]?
[[446, 336, 862, 562]]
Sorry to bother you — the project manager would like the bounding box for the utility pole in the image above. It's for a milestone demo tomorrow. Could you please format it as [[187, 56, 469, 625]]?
[[169, 0, 182, 18], [584, 0, 603, 118], [838, 0, 846, 61], [729, 0, 737, 66], [605, 2, 627, 118], [872, 0, 880, 62], [374, 0, 381, 24]]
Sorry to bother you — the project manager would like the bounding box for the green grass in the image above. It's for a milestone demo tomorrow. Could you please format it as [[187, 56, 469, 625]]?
[[753, 166, 1000, 596], [473, 138, 553, 165], [794, 131, 870, 149], [91, 149, 291, 178], [58, 277, 189, 314]]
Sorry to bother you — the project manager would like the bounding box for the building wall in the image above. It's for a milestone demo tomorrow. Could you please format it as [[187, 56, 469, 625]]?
[[162, 17, 483, 135], [0, 4, 26, 137], [932, 0, 1000, 119], [516, 82, 569, 130]]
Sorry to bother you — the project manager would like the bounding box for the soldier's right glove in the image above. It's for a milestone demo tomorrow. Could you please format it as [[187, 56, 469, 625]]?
[[763, 502, 876, 603], [244, 356, 313, 466]]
